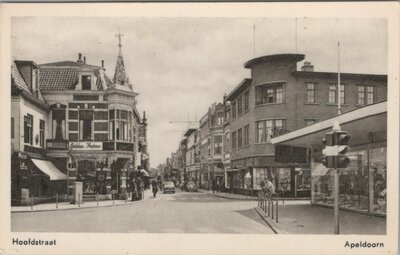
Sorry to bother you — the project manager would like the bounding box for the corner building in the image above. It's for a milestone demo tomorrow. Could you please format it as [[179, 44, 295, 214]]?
[[226, 54, 386, 197], [39, 47, 142, 197]]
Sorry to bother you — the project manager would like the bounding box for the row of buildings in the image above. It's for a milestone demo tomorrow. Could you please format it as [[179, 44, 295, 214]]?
[[167, 53, 387, 216], [11, 38, 149, 205]]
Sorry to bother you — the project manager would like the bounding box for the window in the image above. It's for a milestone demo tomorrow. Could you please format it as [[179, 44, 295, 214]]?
[[225, 108, 230, 122], [53, 109, 66, 140], [24, 115, 33, 144], [256, 84, 284, 105], [256, 119, 286, 143], [307, 83, 315, 103], [231, 131, 236, 149], [224, 132, 230, 153], [217, 112, 224, 125], [237, 96, 243, 115], [232, 101, 236, 119], [358, 85, 375, 105], [244, 125, 249, 146], [214, 135, 223, 155], [79, 110, 93, 141], [82, 75, 91, 90], [207, 138, 211, 156], [40, 120, 45, 148], [305, 119, 317, 126], [244, 91, 249, 111], [328, 84, 345, 104], [11, 118, 14, 139], [237, 128, 243, 148]]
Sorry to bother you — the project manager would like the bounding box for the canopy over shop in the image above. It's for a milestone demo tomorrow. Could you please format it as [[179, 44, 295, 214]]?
[[271, 100, 387, 216]]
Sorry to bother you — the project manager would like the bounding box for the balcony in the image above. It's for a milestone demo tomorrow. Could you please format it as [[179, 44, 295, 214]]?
[[46, 139, 69, 150]]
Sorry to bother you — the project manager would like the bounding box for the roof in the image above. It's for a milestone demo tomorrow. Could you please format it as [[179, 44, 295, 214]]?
[[244, 54, 305, 69], [11, 61, 30, 93], [39, 61, 113, 90], [12, 61, 48, 109], [184, 128, 197, 137], [293, 71, 387, 81], [225, 78, 252, 101]]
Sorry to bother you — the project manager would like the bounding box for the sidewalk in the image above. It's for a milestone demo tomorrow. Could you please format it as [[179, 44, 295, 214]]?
[[11, 189, 152, 213], [200, 189, 309, 201], [254, 202, 386, 235]]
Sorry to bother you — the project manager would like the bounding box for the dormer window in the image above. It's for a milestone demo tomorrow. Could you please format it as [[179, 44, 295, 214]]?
[[82, 75, 91, 90]]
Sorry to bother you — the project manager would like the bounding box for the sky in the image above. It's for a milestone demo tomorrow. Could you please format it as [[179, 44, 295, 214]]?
[[11, 17, 387, 168]]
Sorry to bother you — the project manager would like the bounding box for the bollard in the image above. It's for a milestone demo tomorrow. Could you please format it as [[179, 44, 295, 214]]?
[[112, 194, 115, 204], [31, 194, 33, 211], [78, 193, 81, 207], [97, 192, 99, 207], [267, 198, 270, 217], [56, 193, 58, 209], [276, 197, 279, 223], [271, 197, 274, 220], [125, 192, 127, 203], [282, 191, 285, 205]]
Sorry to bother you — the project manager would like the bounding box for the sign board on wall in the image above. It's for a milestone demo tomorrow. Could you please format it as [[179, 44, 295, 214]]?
[[69, 142, 103, 151]]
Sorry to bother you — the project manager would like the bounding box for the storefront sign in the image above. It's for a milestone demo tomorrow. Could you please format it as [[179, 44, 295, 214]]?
[[70, 142, 103, 151]]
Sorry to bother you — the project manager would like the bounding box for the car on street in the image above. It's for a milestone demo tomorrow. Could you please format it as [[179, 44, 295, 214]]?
[[186, 181, 197, 192], [163, 181, 176, 194]]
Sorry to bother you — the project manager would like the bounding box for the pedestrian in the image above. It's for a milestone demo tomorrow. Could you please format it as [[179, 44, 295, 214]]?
[[152, 180, 158, 198], [212, 179, 217, 194], [131, 178, 137, 201]]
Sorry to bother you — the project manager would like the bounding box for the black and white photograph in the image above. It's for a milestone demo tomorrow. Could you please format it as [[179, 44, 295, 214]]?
[[0, 3, 399, 255]]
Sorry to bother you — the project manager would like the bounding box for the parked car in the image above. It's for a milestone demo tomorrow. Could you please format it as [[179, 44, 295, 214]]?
[[163, 181, 176, 194], [186, 182, 197, 192]]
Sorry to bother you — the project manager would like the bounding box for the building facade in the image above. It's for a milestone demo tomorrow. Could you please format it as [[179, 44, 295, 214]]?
[[225, 54, 387, 197], [11, 40, 147, 205]]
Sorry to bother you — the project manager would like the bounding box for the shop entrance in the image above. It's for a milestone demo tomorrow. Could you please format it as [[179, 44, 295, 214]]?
[[77, 160, 96, 194]]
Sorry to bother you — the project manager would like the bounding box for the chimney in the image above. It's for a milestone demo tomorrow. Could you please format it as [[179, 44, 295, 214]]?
[[301, 61, 314, 72], [77, 53, 83, 63], [83, 56, 86, 64], [101, 60, 104, 68]]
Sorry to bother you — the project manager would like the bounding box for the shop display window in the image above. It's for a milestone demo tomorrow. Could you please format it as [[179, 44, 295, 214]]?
[[312, 146, 386, 215]]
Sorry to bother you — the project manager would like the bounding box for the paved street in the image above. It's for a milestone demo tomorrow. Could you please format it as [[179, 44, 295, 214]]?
[[12, 191, 274, 234]]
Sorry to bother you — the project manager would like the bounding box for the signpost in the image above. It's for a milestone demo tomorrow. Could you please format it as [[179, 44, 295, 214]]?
[[321, 122, 350, 234]]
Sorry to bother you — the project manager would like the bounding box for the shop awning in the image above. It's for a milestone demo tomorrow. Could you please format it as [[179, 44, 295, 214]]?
[[140, 169, 150, 177], [31, 158, 68, 180], [271, 101, 387, 147]]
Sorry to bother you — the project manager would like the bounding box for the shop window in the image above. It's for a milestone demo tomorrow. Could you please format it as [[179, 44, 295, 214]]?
[[81, 75, 91, 90], [24, 114, 33, 145], [256, 83, 284, 105], [39, 120, 45, 148]]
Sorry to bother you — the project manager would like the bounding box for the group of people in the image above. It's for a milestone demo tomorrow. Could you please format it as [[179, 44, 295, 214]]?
[[129, 177, 145, 201], [211, 179, 224, 194]]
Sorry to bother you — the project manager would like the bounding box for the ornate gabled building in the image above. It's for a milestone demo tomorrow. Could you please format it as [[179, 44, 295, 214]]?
[[11, 36, 147, 205]]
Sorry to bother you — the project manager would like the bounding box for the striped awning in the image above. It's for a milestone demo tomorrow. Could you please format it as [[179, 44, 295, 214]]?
[[31, 158, 68, 180]]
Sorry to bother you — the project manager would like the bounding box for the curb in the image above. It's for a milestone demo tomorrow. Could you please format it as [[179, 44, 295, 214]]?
[[199, 190, 257, 201], [254, 207, 288, 234], [11, 198, 148, 214]]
